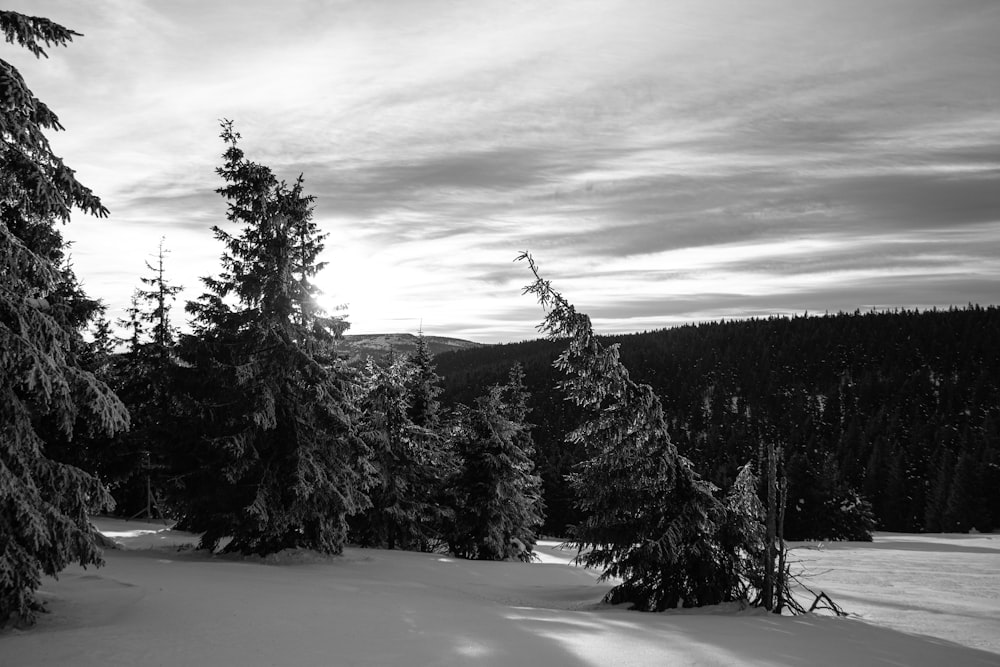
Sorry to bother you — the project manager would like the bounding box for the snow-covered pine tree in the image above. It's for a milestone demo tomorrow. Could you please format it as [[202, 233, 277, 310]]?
[[177, 121, 373, 555], [719, 462, 767, 604], [407, 330, 442, 429], [497, 363, 546, 556], [449, 364, 545, 560], [351, 354, 455, 551], [0, 11, 129, 625], [520, 253, 753, 609], [403, 330, 458, 548]]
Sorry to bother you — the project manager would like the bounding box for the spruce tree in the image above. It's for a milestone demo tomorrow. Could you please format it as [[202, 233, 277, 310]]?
[[87, 307, 116, 365], [0, 11, 128, 625], [177, 121, 372, 555], [351, 354, 455, 551], [137, 238, 182, 355], [449, 364, 545, 560], [103, 240, 183, 518], [117, 290, 144, 354], [520, 253, 748, 609], [408, 330, 442, 429], [719, 462, 767, 603]]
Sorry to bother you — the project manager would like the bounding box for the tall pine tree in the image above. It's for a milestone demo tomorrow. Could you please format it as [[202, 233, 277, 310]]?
[[0, 11, 128, 625], [176, 121, 372, 555]]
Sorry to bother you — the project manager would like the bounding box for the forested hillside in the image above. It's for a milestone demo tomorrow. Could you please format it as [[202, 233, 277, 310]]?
[[336, 333, 482, 361], [436, 306, 1000, 538]]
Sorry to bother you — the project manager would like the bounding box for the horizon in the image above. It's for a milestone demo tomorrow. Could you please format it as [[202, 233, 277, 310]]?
[[7, 1, 999, 344], [348, 301, 996, 346]]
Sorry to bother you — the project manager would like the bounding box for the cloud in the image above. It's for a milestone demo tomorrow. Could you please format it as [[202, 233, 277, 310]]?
[[8, 0, 1000, 342]]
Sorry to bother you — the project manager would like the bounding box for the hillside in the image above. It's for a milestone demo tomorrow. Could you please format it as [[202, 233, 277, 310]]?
[[336, 333, 481, 360], [434, 306, 1000, 538]]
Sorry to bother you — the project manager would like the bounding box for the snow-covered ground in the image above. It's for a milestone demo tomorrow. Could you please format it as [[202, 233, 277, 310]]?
[[2, 520, 998, 666], [785, 533, 1000, 656]]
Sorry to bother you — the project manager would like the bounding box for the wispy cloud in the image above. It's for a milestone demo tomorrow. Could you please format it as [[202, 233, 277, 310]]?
[[8, 0, 999, 341]]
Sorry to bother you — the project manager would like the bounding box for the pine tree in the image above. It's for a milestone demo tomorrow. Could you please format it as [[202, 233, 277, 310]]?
[[33, 261, 121, 472], [718, 462, 767, 603], [449, 364, 545, 560], [176, 121, 372, 555], [0, 11, 128, 625], [117, 290, 144, 354], [408, 330, 442, 429], [137, 237, 182, 354], [351, 354, 455, 551], [496, 363, 546, 555], [104, 240, 184, 518], [88, 307, 116, 366], [520, 253, 748, 609]]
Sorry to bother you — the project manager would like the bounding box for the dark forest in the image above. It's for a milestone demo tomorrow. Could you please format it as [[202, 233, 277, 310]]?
[[436, 306, 1000, 539]]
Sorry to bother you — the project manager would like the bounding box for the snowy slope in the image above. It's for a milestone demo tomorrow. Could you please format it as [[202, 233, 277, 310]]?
[[1, 519, 998, 666]]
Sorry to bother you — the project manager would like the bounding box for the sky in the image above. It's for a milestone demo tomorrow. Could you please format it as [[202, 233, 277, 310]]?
[[7, 0, 1000, 343]]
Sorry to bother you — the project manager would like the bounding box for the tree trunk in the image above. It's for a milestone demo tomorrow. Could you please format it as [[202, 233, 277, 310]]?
[[763, 439, 777, 611], [775, 452, 787, 614]]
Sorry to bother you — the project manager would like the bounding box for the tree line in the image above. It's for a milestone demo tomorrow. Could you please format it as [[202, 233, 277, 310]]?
[[436, 305, 1000, 539]]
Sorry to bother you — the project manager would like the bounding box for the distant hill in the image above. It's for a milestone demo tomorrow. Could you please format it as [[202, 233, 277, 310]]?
[[336, 333, 482, 361]]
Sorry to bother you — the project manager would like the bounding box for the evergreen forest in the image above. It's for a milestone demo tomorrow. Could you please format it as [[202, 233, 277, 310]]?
[[436, 306, 1000, 539]]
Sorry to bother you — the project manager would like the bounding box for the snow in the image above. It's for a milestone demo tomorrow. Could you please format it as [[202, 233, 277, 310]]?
[[2, 520, 998, 666], [785, 533, 1000, 655]]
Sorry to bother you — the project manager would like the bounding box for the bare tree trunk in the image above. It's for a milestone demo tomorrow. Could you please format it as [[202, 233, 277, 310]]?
[[763, 439, 777, 611], [775, 451, 787, 614]]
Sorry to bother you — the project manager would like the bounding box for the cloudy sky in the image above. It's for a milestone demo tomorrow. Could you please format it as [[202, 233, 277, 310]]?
[[9, 0, 1000, 342]]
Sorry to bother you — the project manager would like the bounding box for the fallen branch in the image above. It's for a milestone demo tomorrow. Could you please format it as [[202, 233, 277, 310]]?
[[777, 549, 848, 616], [808, 591, 848, 616]]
